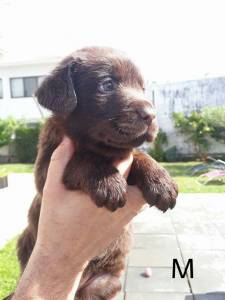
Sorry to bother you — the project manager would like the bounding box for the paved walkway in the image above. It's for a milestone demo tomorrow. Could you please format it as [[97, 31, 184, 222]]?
[[117, 193, 225, 300], [1, 174, 225, 299], [0, 174, 35, 248]]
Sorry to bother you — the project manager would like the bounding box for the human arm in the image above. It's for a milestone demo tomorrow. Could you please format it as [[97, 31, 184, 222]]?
[[12, 137, 146, 300]]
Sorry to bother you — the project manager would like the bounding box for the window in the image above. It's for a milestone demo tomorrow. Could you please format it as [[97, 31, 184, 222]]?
[[11, 78, 24, 98], [10, 76, 44, 98], [0, 79, 3, 98], [24, 77, 37, 97]]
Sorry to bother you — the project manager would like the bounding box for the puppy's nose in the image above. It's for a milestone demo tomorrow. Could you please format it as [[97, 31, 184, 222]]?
[[136, 106, 156, 125]]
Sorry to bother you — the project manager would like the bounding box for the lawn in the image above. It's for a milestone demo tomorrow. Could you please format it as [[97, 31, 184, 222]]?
[[0, 238, 19, 299], [0, 162, 224, 193], [0, 164, 34, 175], [161, 162, 225, 193]]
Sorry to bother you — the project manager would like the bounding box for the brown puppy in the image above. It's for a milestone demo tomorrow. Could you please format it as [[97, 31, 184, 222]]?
[[6, 47, 178, 300]]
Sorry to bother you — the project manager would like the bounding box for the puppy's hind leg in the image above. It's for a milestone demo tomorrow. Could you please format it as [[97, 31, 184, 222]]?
[[75, 273, 122, 300]]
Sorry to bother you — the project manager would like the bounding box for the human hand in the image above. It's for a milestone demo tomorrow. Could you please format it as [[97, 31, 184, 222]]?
[[12, 136, 147, 300], [37, 136, 146, 265]]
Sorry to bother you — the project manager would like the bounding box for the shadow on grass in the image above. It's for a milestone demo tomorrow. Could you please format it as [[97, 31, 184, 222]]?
[[162, 162, 199, 177], [203, 181, 225, 186]]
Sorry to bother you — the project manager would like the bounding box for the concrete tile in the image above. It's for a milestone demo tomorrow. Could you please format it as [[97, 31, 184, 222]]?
[[194, 292, 225, 300], [126, 267, 190, 293], [129, 248, 182, 267], [126, 293, 193, 300], [172, 195, 203, 211], [173, 221, 220, 236], [130, 205, 175, 234], [115, 292, 124, 300], [178, 234, 225, 250], [208, 213, 225, 224], [171, 211, 209, 225], [189, 269, 225, 293], [215, 223, 225, 237], [0, 174, 35, 248], [182, 250, 225, 272], [132, 217, 174, 234], [182, 251, 225, 293], [201, 194, 225, 214], [207, 217, 225, 236], [133, 234, 179, 249]]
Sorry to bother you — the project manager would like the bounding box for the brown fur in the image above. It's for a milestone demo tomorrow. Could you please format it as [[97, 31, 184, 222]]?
[[5, 47, 178, 300]]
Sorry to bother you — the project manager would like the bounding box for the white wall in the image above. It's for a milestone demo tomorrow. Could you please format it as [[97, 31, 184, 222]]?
[[0, 62, 54, 120], [150, 77, 225, 154]]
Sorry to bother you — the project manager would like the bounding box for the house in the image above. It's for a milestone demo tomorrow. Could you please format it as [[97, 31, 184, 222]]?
[[0, 56, 61, 121], [0, 56, 224, 157]]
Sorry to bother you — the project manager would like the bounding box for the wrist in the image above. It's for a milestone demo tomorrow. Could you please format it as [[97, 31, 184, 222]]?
[[34, 243, 88, 273], [13, 245, 88, 300]]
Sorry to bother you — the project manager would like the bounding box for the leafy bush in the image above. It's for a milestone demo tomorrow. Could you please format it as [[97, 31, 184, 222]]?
[[164, 146, 179, 162], [202, 106, 225, 142], [0, 118, 17, 148], [149, 130, 168, 161], [14, 121, 43, 163], [173, 107, 225, 158], [173, 111, 211, 158]]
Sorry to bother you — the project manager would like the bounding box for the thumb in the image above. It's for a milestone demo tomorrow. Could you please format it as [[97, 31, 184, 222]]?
[[113, 153, 133, 179], [44, 136, 75, 192]]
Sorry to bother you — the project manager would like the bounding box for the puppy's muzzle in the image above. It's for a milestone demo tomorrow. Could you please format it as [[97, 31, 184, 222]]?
[[133, 101, 156, 126]]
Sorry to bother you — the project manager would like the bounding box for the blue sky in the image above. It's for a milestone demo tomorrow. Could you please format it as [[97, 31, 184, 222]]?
[[1, 0, 225, 83]]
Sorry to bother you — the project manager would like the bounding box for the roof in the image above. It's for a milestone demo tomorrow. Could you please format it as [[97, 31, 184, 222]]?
[[0, 56, 62, 67]]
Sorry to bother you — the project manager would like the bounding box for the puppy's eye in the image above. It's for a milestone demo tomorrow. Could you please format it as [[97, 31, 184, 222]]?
[[98, 78, 116, 93]]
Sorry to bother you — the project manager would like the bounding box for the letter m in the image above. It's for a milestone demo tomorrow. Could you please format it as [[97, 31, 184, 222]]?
[[172, 258, 193, 278]]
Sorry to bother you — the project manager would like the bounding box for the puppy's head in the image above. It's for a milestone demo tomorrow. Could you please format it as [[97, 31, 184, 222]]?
[[36, 47, 158, 148]]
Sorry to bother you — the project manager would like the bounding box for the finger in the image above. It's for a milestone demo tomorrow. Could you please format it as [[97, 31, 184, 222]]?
[[126, 186, 147, 213], [44, 136, 75, 190], [113, 153, 133, 179], [110, 186, 147, 221]]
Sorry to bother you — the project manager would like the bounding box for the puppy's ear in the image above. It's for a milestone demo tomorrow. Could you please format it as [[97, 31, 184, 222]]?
[[35, 62, 77, 113]]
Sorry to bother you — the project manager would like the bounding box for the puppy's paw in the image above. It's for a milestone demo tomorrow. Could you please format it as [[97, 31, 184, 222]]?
[[143, 170, 178, 212], [91, 173, 127, 212], [129, 151, 178, 213]]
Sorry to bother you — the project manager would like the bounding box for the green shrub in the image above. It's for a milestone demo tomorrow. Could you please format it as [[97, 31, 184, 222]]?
[[149, 130, 168, 161], [173, 107, 225, 158], [14, 121, 43, 163], [0, 118, 17, 148], [173, 111, 211, 158], [164, 146, 179, 162], [202, 106, 225, 142]]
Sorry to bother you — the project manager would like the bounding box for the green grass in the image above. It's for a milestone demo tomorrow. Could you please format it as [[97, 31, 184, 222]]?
[[0, 162, 224, 193], [161, 162, 225, 193], [0, 238, 20, 299], [0, 164, 34, 175], [0, 168, 8, 177]]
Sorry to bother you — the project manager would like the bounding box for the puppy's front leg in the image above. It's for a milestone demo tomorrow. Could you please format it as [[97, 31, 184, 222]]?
[[128, 150, 178, 212], [63, 151, 127, 212]]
